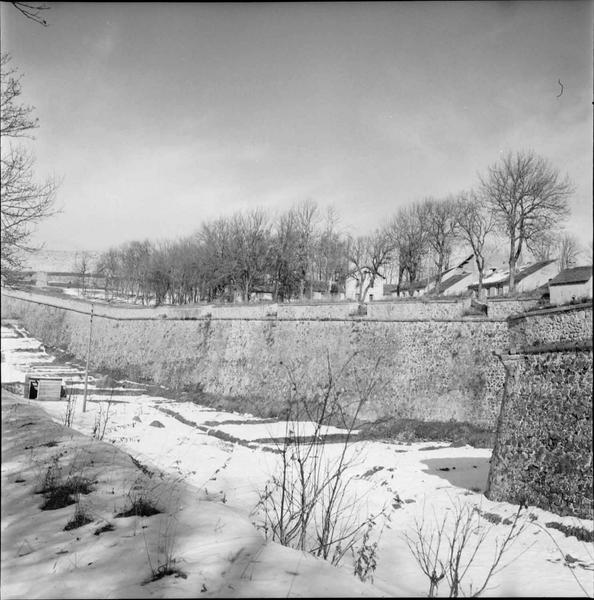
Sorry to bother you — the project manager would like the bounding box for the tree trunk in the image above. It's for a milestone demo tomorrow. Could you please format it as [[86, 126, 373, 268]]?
[[396, 265, 405, 297], [360, 276, 373, 303], [508, 239, 516, 293], [434, 257, 443, 295], [477, 270, 484, 300], [474, 255, 484, 300]]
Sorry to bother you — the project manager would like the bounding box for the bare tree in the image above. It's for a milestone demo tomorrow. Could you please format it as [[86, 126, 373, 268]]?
[[455, 191, 496, 299], [557, 232, 580, 272], [481, 150, 573, 293], [120, 240, 153, 304], [314, 206, 347, 294], [255, 352, 387, 578], [1, 53, 58, 279], [198, 217, 236, 301], [74, 251, 90, 296], [294, 199, 321, 299], [96, 247, 121, 301], [271, 209, 301, 302], [390, 202, 429, 296], [230, 208, 272, 302], [424, 196, 459, 294], [348, 229, 395, 302], [406, 500, 530, 598], [528, 231, 558, 262]]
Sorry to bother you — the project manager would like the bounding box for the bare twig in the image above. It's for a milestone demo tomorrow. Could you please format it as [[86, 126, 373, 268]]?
[[10, 2, 50, 26], [254, 352, 385, 577]]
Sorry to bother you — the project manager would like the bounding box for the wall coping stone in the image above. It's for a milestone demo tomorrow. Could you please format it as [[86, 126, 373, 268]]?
[[1, 288, 508, 323], [487, 296, 540, 303], [372, 297, 463, 304]]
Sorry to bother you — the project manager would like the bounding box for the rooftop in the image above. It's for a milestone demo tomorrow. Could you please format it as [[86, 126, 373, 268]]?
[[469, 260, 557, 290], [440, 271, 473, 292], [548, 265, 593, 286]]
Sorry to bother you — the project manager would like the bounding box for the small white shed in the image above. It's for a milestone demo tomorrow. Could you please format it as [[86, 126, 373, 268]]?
[[24, 376, 65, 401]]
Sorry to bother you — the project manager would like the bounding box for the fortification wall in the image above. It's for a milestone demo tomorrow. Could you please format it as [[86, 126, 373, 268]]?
[[1, 289, 510, 427], [366, 298, 471, 320], [485, 297, 541, 319], [487, 304, 593, 519], [275, 302, 360, 319], [508, 302, 593, 349]]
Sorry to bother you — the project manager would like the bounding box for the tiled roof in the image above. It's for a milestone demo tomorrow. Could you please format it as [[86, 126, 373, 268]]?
[[514, 259, 557, 283], [468, 260, 556, 290], [399, 278, 428, 291], [440, 255, 474, 280], [440, 272, 472, 292], [548, 265, 593, 286]]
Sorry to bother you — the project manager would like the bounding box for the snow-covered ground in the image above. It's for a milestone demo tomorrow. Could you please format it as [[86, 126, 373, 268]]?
[[1, 321, 593, 597]]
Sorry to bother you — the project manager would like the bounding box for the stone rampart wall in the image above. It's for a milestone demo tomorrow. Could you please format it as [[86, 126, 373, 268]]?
[[485, 297, 541, 319], [276, 302, 360, 320], [367, 298, 471, 320], [508, 303, 593, 349], [487, 347, 593, 519], [1, 289, 511, 427]]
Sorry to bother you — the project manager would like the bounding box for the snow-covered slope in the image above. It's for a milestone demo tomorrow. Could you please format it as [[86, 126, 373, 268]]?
[[1, 392, 385, 598]]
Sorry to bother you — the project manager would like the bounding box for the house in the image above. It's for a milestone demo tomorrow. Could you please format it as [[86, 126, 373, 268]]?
[[439, 271, 475, 296], [468, 259, 559, 297], [5, 271, 36, 286], [395, 278, 430, 297], [436, 255, 480, 296], [383, 283, 399, 297], [548, 265, 593, 305], [421, 254, 485, 296], [381, 278, 431, 297], [249, 286, 274, 302], [308, 280, 335, 301], [345, 269, 385, 302], [514, 259, 559, 293]]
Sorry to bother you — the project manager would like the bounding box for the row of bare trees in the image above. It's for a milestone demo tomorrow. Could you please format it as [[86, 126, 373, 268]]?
[[341, 151, 575, 300], [94, 149, 578, 305], [95, 201, 349, 305]]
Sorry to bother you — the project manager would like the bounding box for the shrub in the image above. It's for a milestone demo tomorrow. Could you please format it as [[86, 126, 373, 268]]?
[[37, 455, 94, 511], [40, 476, 94, 511], [405, 500, 529, 597], [92, 394, 114, 441], [64, 501, 93, 530], [115, 496, 160, 518], [94, 522, 116, 536], [253, 352, 387, 578]]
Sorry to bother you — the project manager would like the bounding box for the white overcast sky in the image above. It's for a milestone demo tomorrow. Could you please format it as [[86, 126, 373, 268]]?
[[1, 1, 592, 253]]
